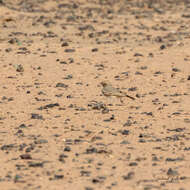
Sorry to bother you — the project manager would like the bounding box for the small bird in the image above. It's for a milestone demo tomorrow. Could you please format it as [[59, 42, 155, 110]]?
[[100, 81, 135, 103], [14, 64, 24, 72]]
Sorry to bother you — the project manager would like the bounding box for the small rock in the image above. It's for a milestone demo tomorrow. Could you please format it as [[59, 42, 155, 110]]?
[[20, 154, 32, 160]]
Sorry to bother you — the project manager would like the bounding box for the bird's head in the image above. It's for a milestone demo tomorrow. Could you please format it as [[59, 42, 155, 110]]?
[[100, 80, 110, 87]]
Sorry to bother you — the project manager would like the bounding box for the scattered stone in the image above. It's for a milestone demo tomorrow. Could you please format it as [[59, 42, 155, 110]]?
[[167, 168, 179, 177], [64, 49, 75, 53], [20, 154, 32, 160], [122, 172, 135, 180], [28, 162, 44, 167], [31, 113, 43, 120], [56, 83, 68, 88], [38, 103, 59, 110]]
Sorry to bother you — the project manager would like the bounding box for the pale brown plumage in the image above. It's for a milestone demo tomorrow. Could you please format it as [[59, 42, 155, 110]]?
[[100, 81, 135, 103]]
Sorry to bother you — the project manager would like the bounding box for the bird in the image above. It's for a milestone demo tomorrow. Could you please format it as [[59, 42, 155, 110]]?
[[100, 80, 135, 103]]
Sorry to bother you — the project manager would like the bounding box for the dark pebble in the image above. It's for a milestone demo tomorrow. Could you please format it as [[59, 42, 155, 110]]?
[[20, 154, 32, 160], [122, 172, 135, 180], [129, 162, 138, 166], [28, 162, 44, 167], [120, 130, 129, 135], [56, 83, 68, 88], [64, 146, 71, 152], [160, 44, 166, 50], [31, 113, 43, 120], [64, 49, 75, 53], [92, 48, 98, 52]]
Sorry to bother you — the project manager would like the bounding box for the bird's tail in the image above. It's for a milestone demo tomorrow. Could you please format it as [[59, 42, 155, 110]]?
[[125, 94, 135, 100]]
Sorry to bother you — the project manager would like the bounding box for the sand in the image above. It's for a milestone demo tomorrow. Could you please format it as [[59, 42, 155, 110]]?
[[0, 0, 190, 189]]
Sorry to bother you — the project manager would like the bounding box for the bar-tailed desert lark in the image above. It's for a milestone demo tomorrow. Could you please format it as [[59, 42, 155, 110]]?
[[100, 81, 135, 103]]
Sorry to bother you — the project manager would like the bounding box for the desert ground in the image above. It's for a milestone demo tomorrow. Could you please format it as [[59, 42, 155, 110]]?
[[0, 0, 190, 190]]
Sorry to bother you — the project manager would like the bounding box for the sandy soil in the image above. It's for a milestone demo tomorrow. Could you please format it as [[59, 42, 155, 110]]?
[[0, 0, 190, 190]]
